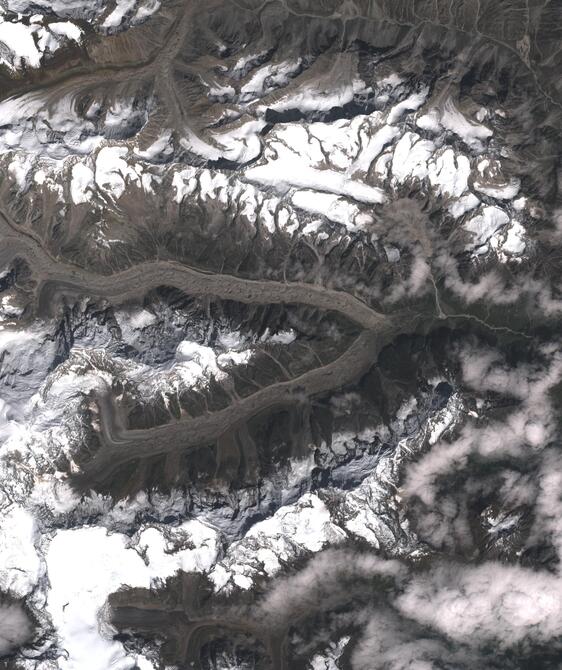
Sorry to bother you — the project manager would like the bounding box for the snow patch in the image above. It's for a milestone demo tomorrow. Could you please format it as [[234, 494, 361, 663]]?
[[0, 15, 82, 72], [292, 190, 372, 230], [46, 521, 219, 670], [0, 506, 41, 598], [210, 493, 347, 593], [449, 193, 480, 218], [440, 99, 493, 151], [70, 162, 95, 204], [464, 206, 510, 253], [245, 161, 385, 204]]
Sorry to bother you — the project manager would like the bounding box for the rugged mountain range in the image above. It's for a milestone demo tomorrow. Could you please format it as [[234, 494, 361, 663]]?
[[0, 0, 561, 668]]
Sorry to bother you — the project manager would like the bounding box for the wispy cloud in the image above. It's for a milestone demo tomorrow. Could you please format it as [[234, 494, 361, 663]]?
[[255, 549, 405, 628], [0, 601, 32, 657], [395, 561, 562, 649]]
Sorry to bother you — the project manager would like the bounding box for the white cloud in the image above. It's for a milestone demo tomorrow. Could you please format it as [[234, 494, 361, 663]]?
[[396, 562, 562, 648], [0, 601, 32, 657]]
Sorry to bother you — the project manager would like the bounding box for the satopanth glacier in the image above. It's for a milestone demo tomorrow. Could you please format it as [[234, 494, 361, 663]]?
[[0, 0, 562, 668]]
